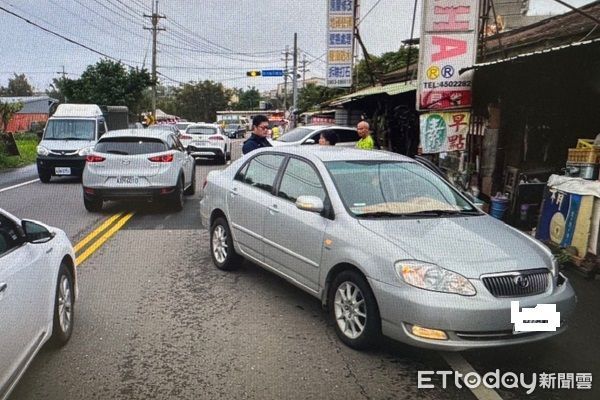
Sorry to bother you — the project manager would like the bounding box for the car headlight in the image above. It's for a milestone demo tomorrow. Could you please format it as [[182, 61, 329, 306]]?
[[395, 260, 476, 296], [37, 145, 49, 156], [78, 146, 93, 156]]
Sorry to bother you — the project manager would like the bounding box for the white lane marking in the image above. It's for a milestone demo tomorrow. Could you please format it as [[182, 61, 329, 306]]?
[[0, 178, 39, 193], [441, 352, 504, 400]]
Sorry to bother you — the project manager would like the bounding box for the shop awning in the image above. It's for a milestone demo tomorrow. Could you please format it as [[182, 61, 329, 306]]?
[[328, 82, 417, 106], [461, 37, 600, 73]]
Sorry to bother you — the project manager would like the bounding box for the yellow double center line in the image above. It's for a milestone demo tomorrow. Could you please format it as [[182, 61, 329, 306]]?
[[74, 211, 135, 266]]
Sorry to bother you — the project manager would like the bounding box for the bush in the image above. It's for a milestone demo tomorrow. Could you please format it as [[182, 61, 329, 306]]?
[[0, 132, 40, 169]]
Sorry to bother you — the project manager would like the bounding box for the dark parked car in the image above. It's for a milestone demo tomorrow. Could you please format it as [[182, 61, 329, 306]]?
[[224, 124, 246, 139]]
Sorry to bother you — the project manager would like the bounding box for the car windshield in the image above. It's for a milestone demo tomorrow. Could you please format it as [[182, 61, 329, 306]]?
[[278, 127, 316, 142], [95, 137, 167, 155], [325, 160, 478, 217], [187, 126, 217, 135], [43, 119, 95, 140], [225, 124, 239, 129]]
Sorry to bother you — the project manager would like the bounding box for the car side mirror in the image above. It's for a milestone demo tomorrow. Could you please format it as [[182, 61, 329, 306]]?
[[22, 220, 54, 243], [303, 139, 316, 145], [296, 196, 324, 213]]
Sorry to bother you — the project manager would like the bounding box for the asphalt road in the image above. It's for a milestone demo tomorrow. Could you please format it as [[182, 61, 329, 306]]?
[[1, 140, 598, 400]]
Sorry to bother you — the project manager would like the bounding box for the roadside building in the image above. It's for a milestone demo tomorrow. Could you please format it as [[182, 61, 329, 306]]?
[[0, 96, 57, 132]]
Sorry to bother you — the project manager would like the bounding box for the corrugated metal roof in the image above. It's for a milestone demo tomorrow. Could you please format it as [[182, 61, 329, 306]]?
[[0, 96, 55, 103], [329, 82, 417, 106], [0, 96, 57, 114], [463, 37, 600, 72]]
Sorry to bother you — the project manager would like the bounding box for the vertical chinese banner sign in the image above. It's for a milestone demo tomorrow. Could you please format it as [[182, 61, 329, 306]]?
[[419, 111, 470, 153], [417, 0, 480, 110], [327, 0, 354, 87]]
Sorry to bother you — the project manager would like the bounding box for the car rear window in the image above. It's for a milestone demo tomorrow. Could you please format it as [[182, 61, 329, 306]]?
[[187, 127, 216, 135], [95, 137, 167, 155]]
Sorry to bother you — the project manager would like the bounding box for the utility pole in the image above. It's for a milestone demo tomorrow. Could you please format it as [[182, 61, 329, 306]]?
[[55, 66, 68, 80], [281, 46, 290, 111], [144, 0, 165, 120], [292, 33, 298, 123], [300, 54, 309, 87]]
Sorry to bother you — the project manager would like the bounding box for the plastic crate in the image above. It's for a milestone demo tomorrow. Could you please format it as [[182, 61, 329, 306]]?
[[576, 139, 596, 149], [567, 147, 600, 164]]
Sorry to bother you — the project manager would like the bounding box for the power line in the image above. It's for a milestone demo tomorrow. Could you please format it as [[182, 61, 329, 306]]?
[[357, 0, 385, 26], [0, 5, 142, 68]]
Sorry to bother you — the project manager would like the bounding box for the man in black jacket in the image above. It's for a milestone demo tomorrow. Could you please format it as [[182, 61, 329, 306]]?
[[242, 115, 272, 155]]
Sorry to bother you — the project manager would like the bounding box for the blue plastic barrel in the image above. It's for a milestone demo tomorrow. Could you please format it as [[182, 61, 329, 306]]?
[[490, 196, 509, 220]]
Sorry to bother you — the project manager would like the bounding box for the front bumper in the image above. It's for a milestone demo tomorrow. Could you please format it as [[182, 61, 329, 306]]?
[[369, 273, 576, 351], [37, 155, 86, 176], [83, 186, 177, 201]]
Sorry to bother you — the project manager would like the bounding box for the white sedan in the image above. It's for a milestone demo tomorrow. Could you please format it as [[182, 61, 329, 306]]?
[[0, 208, 77, 399]]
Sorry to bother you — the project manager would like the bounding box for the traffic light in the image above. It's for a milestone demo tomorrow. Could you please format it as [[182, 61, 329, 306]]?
[[246, 70, 261, 77]]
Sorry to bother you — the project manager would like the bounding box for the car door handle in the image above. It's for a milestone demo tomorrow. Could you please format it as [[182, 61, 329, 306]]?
[[46, 247, 53, 254], [0, 283, 7, 294], [229, 188, 238, 197], [268, 205, 279, 214]]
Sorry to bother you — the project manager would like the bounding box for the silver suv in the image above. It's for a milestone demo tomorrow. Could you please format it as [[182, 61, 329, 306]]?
[[82, 129, 195, 211]]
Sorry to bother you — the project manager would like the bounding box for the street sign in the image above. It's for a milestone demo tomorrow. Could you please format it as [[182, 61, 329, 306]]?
[[261, 69, 284, 77]]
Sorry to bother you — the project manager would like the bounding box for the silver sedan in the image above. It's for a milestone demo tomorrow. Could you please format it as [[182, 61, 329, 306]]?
[[200, 147, 576, 351]]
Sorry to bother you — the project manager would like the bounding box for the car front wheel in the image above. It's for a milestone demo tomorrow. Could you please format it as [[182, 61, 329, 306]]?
[[50, 262, 75, 347], [329, 270, 381, 350], [39, 169, 51, 183], [210, 217, 241, 270]]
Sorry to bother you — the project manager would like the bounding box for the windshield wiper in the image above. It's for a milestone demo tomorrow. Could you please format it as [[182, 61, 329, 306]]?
[[356, 211, 405, 218], [57, 137, 89, 141], [402, 209, 480, 217]]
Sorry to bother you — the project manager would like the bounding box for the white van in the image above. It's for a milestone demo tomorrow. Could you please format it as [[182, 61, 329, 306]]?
[[36, 104, 108, 182]]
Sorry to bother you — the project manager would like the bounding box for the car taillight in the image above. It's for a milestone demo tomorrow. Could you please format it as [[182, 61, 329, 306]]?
[[86, 155, 105, 163], [180, 134, 192, 139], [148, 154, 174, 162], [209, 135, 224, 141]]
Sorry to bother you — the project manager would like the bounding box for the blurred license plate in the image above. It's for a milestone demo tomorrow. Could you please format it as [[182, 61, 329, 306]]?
[[192, 141, 208, 146], [55, 167, 71, 175], [116, 176, 139, 184]]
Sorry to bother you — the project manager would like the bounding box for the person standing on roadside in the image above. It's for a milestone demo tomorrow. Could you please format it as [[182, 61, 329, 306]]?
[[356, 121, 374, 150], [242, 115, 273, 155]]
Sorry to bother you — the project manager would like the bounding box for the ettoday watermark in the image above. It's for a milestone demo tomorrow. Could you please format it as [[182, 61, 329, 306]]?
[[418, 370, 592, 394]]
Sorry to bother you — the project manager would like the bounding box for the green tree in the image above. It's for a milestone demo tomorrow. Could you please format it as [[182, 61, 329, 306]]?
[[297, 83, 345, 113], [0, 73, 34, 96], [172, 80, 230, 122], [355, 47, 419, 89], [57, 59, 152, 116], [0, 101, 23, 132], [234, 87, 261, 110]]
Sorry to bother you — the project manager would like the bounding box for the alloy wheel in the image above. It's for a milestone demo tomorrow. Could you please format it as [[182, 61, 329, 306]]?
[[334, 281, 367, 339], [212, 224, 228, 264], [58, 275, 73, 334]]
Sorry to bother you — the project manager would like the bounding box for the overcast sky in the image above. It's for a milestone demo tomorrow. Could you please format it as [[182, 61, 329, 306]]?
[[0, 0, 595, 93]]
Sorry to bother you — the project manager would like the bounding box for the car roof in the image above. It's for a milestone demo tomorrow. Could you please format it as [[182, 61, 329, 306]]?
[[100, 128, 172, 141], [188, 123, 219, 128], [254, 146, 415, 163], [294, 124, 355, 130]]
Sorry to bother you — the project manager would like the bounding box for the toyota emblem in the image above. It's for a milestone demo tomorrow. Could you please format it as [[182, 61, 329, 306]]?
[[121, 160, 131, 165], [514, 275, 530, 288]]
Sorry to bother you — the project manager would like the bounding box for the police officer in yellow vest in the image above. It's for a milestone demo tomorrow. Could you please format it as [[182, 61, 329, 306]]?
[[271, 124, 280, 140]]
